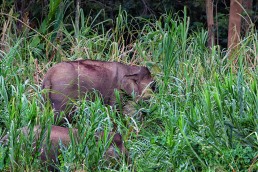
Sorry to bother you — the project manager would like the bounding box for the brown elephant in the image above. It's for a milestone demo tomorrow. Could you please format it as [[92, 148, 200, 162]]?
[[42, 60, 155, 122], [0, 125, 126, 171]]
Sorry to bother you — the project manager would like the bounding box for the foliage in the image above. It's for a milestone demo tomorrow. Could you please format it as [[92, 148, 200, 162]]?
[[1, 0, 257, 48], [0, 5, 258, 172]]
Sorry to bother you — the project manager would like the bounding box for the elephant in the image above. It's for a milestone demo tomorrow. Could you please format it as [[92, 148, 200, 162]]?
[[42, 60, 155, 122], [0, 125, 126, 171]]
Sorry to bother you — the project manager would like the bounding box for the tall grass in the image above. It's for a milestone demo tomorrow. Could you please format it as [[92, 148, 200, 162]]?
[[0, 8, 257, 171]]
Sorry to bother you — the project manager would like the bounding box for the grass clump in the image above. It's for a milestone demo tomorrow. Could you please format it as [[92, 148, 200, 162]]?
[[0, 8, 257, 171]]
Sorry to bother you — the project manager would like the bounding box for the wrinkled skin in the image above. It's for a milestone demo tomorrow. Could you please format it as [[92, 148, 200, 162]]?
[[42, 60, 155, 122], [0, 125, 126, 171]]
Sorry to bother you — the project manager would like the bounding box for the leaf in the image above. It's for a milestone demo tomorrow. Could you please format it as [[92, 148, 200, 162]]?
[[30, 36, 40, 48], [48, 0, 62, 22], [39, 19, 48, 34]]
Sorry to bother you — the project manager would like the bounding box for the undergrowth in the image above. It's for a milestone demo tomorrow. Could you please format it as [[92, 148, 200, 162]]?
[[0, 8, 257, 172]]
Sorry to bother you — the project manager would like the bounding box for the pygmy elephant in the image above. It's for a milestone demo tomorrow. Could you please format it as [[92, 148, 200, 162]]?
[[42, 60, 155, 122]]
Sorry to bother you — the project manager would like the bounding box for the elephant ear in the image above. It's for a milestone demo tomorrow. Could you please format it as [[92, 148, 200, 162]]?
[[129, 65, 151, 80], [120, 65, 148, 96], [128, 65, 142, 76], [121, 74, 140, 96]]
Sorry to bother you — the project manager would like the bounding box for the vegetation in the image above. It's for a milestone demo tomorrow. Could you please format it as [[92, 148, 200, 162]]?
[[0, 4, 257, 172]]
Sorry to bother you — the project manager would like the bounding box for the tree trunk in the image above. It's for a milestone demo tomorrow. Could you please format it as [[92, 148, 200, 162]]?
[[242, 0, 253, 35], [206, 0, 215, 48], [227, 0, 243, 51]]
